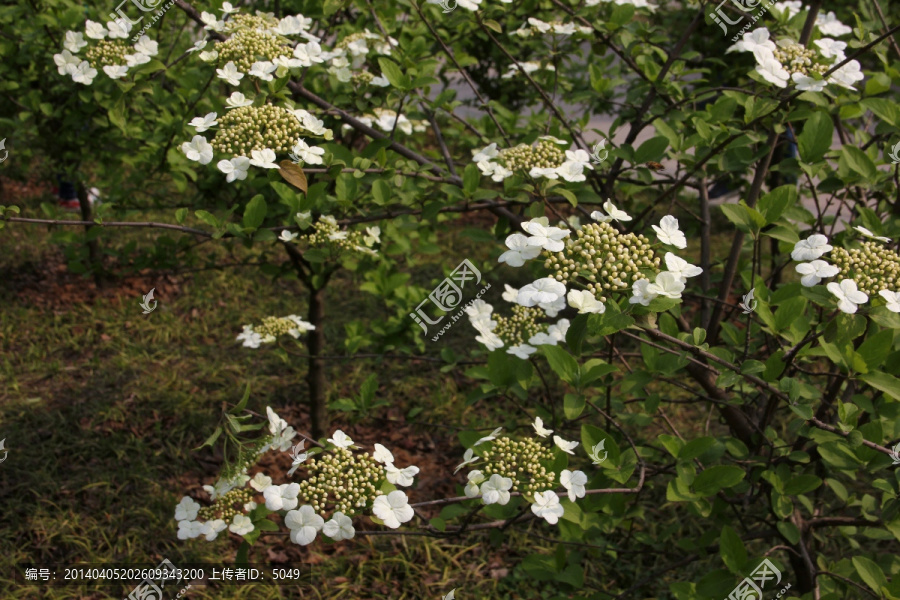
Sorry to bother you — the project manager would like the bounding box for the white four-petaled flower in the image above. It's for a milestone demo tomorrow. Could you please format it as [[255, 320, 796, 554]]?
[[323, 511, 355, 540], [480, 474, 513, 505], [827, 279, 869, 314], [517, 277, 567, 307], [285, 505, 324, 545], [652, 216, 687, 248], [553, 435, 579, 454], [250, 148, 280, 169], [372, 490, 414, 529], [795, 260, 839, 287], [217, 156, 250, 182], [264, 483, 301, 511], [531, 490, 564, 524], [560, 469, 588, 502], [328, 430, 355, 449], [878, 290, 900, 313], [229, 514, 254, 536], [181, 136, 213, 164], [532, 416, 553, 437], [566, 289, 606, 314], [499, 233, 543, 267], [216, 61, 244, 85], [189, 112, 218, 133], [175, 496, 200, 521], [791, 234, 832, 261]]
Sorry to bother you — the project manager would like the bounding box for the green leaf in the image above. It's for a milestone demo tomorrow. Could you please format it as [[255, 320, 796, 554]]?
[[857, 330, 894, 370], [861, 98, 900, 127], [243, 195, 267, 229], [719, 525, 746, 574], [109, 96, 127, 131], [463, 163, 480, 196], [588, 311, 635, 337], [581, 424, 620, 465], [633, 136, 668, 163], [859, 371, 900, 400], [175, 208, 187, 224], [542, 346, 579, 384], [235, 541, 250, 565], [758, 185, 797, 224], [194, 210, 219, 228], [371, 179, 391, 205], [483, 19, 503, 33], [488, 350, 516, 388], [564, 393, 585, 420], [693, 466, 745, 496], [377, 57, 408, 90], [797, 111, 833, 163], [852, 556, 887, 595], [841, 146, 878, 181], [230, 382, 252, 414], [679, 437, 716, 461], [720, 202, 765, 234], [194, 426, 222, 450], [783, 474, 822, 495]]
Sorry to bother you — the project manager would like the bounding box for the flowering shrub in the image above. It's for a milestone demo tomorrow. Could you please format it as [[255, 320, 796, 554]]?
[[4, 0, 900, 596]]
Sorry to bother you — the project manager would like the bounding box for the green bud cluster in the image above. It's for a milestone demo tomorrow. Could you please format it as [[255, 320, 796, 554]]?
[[197, 487, 255, 521], [303, 219, 374, 256], [297, 448, 383, 516], [480, 437, 556, 495], [830, 242, 900, 295], [216, 29, 291, 72], [493, 305, 545, 346], [85, 40, 129, 68], [546, 221, 660, 302], [212, 105, 308, 156], [497, 139, 566, 172], [773, 42, 829, 77], [219, 12, 280, 35], [335, 32, 370, 51], [254, 316, 300, 338], [351, 71, 375, 86]]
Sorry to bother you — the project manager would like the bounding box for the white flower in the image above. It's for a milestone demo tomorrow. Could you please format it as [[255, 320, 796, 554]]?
[[652, 216, 687, 248], [816, 11, 852, 36], [540, 294, 567, 318], [177, 520, 205, 540], [756, 54, 791, 88], [791, 234, 832, 261], [795, 260, 840, 287], [827, 60, 864, 90], [529, 166, 560, 179], [385, 463, 419, 487], [293, 42, 325, 66], [372, 490, 414, 529], [664, 253, 703, 283], [443, 590, 457, 600], [476, 330, 505, 351], [286, 315, 315, 336], [217, 156, 250, 182], [181, 135, 213, 164], [220, 2, 238, 14], [189, 112, 218, 133], [827, 280, 869, 314], [175, 496, 200, 521], [54, 50, 81, 75], [285, 505, 324, 545], [200, 11, 224, 31], [567, 289, 605, 314], [328, 231, 348, 241], [647, 271, 686, 299], [556, 160, 591, 182], [517, 277, 567, 307], [629, 278, 657, 306], [531, 490, 565, 524], [365, 443, 392, 465], [878, 290, 900, 313], [472, 143, 499, 163], [250, 472, 272, 492], [454, 448, 478, 474], [529, 331, 558, 346], [278, 230, 298, 243], [370, 75, 390, 87], [532, 416, 553, 437], [85, 20, 107, 40], [270, 424, 296, 452], [226, 92, 254, 109], [457, 0, 483, 10], [728, 27, 776, 55], [363, 226, 380, 246], [498, 233, 542, 267], [134, 35, 158, 56], [229, 514, 254, 536], [328, 429, 354, 449], [590, 200, 632, 223], [465, 299, 494, 325], [236, 325, 263, 348], [64, 31, 87, 53], [290, 139, 325, 165], [71, 61, 98, 85], [773, 1, 802, 18], [588, 440, 608, 465], [200, 519, 227, 541], [465, 470, 485, 497], [249, 148, 280, 169], [323, 512, 355, 541], [508, 344, 537, 359], [854, 226, 891, 243], [547, 319, 569, 343], [187, 40, 207, 53], [264, 483, 301, 511], [276, 15, 306, 35], [249, 60, 277, 81], [216, 61, 244, 85], [502, 284, 519, 303], [560, 469, 588, 502], [199, 50, 219, 62], [203, 478, 234, 500], [124, 53, 150, 67], [474, 427, 503, 447], [102, 65, 129, 80], [814, 38, 847, 60], [480, 474, 513, 505], [553, 435, 579, 454], [792, 73, 826, 92]]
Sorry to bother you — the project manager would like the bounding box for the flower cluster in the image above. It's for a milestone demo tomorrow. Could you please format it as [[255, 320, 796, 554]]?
[[236, 315, 315, 349], [53, 21, 159, 84], [501, 60, 557, 79], [790, 230, 900, 314], [729, 27, 862, 91], [342, 108, 428, 136], [284, 214, 380, 257], [473, 138, 593, 183], [324, 30, 395, 85], [466, 292, 570, 358], [513, 18, 593, 37], [176, 408, 419, 547], [475, 436, 557, 496]]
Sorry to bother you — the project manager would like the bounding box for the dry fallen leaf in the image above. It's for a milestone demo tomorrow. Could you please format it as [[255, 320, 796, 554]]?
[[279, 160, 308, 192]]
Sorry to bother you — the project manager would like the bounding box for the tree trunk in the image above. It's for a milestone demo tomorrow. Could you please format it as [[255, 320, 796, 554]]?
[[76, 181, 102, 287], [306, 285, 327, 439]]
